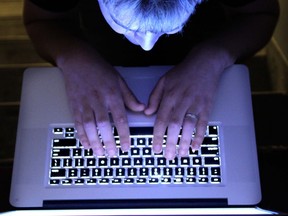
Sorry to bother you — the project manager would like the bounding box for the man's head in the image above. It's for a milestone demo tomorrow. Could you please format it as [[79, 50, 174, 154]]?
[[98, 0, 203, 51]]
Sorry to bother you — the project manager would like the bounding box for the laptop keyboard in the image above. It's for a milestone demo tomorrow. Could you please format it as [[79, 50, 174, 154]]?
[[48, 125, 222, 186]]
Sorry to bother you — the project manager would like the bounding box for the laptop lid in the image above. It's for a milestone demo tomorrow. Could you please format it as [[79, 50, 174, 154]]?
[[10, 65, 261, 208]]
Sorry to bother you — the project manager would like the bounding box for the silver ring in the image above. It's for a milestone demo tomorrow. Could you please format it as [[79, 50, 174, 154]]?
[[185, 113, 198, 120]]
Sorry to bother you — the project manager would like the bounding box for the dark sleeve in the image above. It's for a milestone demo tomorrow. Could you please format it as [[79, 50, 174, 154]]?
[[216, 0, 256, 7], [30, 0, 79, 12]]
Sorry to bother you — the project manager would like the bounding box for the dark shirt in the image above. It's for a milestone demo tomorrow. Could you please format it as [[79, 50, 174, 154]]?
[[29, 0, 255, 65]]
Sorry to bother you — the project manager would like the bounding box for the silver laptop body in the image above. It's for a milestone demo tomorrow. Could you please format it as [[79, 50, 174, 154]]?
[[10, 65, 261, 209]]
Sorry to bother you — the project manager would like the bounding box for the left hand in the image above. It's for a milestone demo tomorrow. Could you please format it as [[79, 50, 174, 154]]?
[[144, 57, 224, 160]]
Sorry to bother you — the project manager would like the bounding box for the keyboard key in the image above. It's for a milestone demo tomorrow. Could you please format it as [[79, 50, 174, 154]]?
[[136, 138, 146, 146], [92, 168, 102, 178], [99, 179, 110, 184], [110, 158, 120, 167], [86, 179, 97, 185], [161, 177, 171, 184], [199, 167, 208, 176], [142, 147, 152, 156], [80, 168, 90, 178], [145, 158, 155, 166], [98, 158, 108, 167], [124, 178, 134, 184], [203, 137, 219, 145], [53, 139, 77, 148], [133, 158, 143, 167], [157, 157, 167, 166], [174, 177, 184, 184], [62, 179, 72, 185], [75, 179, 85, 185], [187, 167, 196, 176], [169, 159, 178, 166], [211, 167, 221, 176], [111, 178, 122, 184], [84, 149, 93, 157], [180, 157, 190, 166], [151, 168, 161, 177], [51, 159, 61, 168], [131, 147, 140, 156], [139, 168, 149, 177], [192, 157, 202, 166], [149, 178, 159, 184], [116, 168, 125, 177], [50, 169, 66, 178], [198, 177, 209, 183], [52, 149, 70, 158], [127, 168, 137, 177], [136, 178, 147, 184], [75, 158, 84, 167], [211, 177, 221, 183], [72, 149, 82, 158], [119, 149, 129, 157], [208, 126, 218, 136], [122, 158, 131, 167], [50, 179, 60, 185], [104, 168, 113, 177], [163, 168, 173, 177], [63, 159, 73, 167], [201, 147, 219, 155], [53, 128, 63, 134], [175, 167, 185, 177], [87, 158, 96, 167], [204, 157, 220, 165], [186, 177, 196, 184], [130, 127, 153, 135], [66, 128, 75, 133], [68, 169, 78, 178]]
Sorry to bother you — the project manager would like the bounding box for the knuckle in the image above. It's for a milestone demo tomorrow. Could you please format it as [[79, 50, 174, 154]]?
[[114, 116, 128, 125]]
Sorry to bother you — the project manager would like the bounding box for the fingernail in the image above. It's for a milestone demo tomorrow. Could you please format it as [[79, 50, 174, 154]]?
[[165, 151, 175, 160], [93, 148, 104, 156], [178, 149, 188, 157], [153, 144, 162, 153], [121, 143, 130, 152], [107, 149, 117, 156]]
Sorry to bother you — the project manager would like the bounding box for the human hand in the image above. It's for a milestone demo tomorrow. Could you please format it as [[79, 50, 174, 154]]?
[[144, 59, 224, 160], [61, 60, 145, 157]]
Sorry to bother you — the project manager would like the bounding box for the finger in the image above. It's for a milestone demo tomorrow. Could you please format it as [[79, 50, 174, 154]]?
[[165, 120, 182, 160], [152, 109, 169, 154], [144, 77, 165, 116], [178, 114, 198, 157], [152, 95, 172, 154], [72, 105, 90, 149], [109, 98, 131, 152], [118, 76, 145, 112], [75, 118, 90, 149], [191, 117, 208, 151], [94, 105, 117, 157], [81, 108, 105, 156]]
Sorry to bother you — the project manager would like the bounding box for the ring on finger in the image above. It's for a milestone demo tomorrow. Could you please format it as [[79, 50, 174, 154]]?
[[185, 113, 198, 121]]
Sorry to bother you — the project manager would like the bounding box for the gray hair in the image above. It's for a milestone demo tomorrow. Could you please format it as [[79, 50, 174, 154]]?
[[101, 0, 204, 33]]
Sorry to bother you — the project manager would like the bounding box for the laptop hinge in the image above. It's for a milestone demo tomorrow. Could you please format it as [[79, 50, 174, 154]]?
[[43, 199, 228, 209]]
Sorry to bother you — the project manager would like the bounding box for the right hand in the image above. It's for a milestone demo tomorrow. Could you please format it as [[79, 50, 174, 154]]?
[[61, 59, 145, 157]]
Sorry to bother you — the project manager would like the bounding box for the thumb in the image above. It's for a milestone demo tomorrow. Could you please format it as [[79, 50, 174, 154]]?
[[118, 77, 145, 112], [144, 77, 165, 116]]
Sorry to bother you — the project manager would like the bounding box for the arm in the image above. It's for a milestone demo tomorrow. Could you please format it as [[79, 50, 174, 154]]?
[[145, 0, 279, 159], [24, 0, 145, 156]]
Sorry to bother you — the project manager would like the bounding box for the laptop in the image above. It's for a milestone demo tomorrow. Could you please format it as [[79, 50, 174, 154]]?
[[8, 65, 279, 215]]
